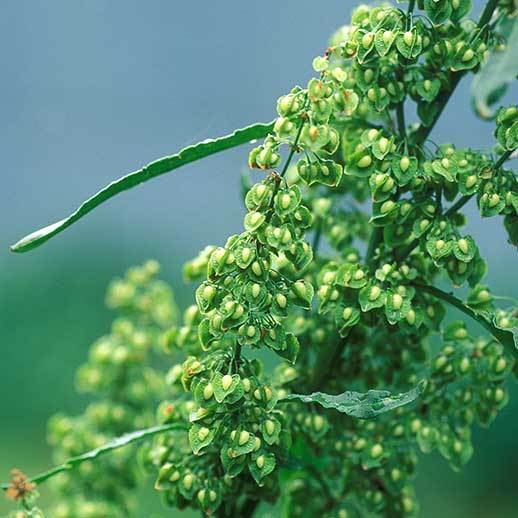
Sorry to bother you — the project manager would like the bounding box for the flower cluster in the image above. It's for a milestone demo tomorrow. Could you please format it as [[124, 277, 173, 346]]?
[[45, 262, 177, 518], [142, 2, 517, 516], [6, 2, 517, 518]]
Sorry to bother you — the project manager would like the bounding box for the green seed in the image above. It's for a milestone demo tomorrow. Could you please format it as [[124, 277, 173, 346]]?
[[477, 289, 490, 302], [183, 474, 194, 490], [354, 269, 365, 280], [342, 307, 353, 320], [368, 128, 378, 140], [457, 238, 469, 254], [494, 358, 507, 373], [465, 175, 477, 188], [392, 293, 403, 310], [369, 286, 381, 301], [400, 156, 410, 172], [462, 49, 474, 62], [370, 443, 383, 458], [313, 415, 325, 432], [358, 155, 372, 168], [380, 200, 394, 214], [362, 32, 374, 48], [203, 384, 214, 400], [221, 374, 233, 391], [202, 285, 215, 301], [280, 193, 291, 209], [239, 430, 250, 445], [198, 427, 210, 441], [403, 31, 413, 47], [488, 193, 500, 207]]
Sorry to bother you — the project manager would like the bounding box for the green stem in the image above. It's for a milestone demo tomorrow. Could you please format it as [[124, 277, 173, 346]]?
[[415, 283, 517, 358], [412, 0, 499, 144], [407, 0, 416, 15], [396, 102, 406, 140], [1, 423, 186, 490], [478, 0, 499, 27], [312, 220, 323, 254], [444, 194, 472, 217], [233, 342, 242, 373], [240, 498, 260, 517], [280, 117, 306, 178], [366, 227, 383, 266]]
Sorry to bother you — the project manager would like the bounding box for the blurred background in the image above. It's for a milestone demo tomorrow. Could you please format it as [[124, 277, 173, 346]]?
[[1, 0, 516, 516]]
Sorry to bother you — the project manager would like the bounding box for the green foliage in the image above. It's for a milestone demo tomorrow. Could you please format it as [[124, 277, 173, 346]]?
[[45, 262, 177, 518], [281, 382, 426, 418], [4, 1, 518, 517]]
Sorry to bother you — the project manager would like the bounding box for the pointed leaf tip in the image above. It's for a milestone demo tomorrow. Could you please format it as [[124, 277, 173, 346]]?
[[11, 121, 274, 253]]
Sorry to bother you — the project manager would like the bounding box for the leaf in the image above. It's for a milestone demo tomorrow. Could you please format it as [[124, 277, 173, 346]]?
[[281, 381, 425, 419], [0, 423, 186, 490], [471, 17, 518, 119], [11, 121, 275, 253]]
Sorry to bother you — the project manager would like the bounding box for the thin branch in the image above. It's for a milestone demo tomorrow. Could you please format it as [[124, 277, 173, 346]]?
[[280, 116, 306, 178], [412, 0, 500, 144], [366, 227, 383, 266], [396, 102, 406, 140], [1, 423, 186, 491], [415, 283, 517, 358]]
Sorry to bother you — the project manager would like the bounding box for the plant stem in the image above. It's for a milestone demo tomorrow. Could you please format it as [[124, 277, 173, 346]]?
[[407, 0, 416, 15], [233, 342, 242, 373], [312, 220, 323, 253], [413, 0, 500, 144], [0, 423, 186, 490], [444, 194, 472, 217], [366, 226, 383, 266], [280, 118, 306, 178], [478, 0, 499, 27], [240, 498, 260, 517], [414, 283, 517, 358], [396, 102, 406, 140]]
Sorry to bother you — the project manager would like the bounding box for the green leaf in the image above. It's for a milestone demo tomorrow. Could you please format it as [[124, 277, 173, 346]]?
[[11, 121, 275, 253], [281, 381, 425, 419], [471, 17, 518, 119], [1, 423, 185, 490], [276, 333, 300, 364]]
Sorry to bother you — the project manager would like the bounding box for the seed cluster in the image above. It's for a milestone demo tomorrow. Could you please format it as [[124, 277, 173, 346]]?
[[46, 262, 176, 518], [145, 2, 517, 516], [8, 1, 516, 517]]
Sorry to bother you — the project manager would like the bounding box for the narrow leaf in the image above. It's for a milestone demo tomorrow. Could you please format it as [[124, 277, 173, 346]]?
[[1, 423, 185, 490], [281, 381, 425, 419], [471, 17, 518, 119], [11, 121, 274, 253], [415, 283, 518, 358]]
